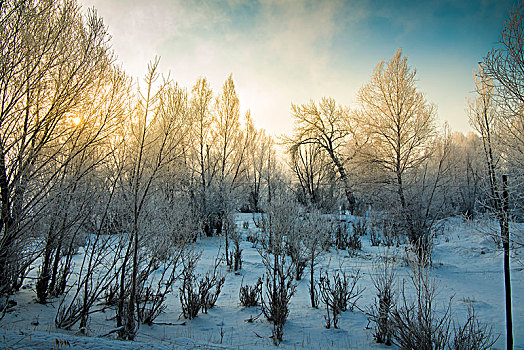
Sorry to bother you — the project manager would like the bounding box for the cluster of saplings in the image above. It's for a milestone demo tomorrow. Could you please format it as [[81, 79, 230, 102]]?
[[234, 195, 497, 348]]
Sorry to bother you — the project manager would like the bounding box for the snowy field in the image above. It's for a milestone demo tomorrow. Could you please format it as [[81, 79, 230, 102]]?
[[0, 214, 522, 349]]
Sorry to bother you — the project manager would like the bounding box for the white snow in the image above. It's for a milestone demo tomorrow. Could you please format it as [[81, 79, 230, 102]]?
[[0, 214, 522, 349]]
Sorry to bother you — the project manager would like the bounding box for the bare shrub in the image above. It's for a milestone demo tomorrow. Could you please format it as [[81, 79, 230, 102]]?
[[347, 231, 362, 252], [230, 228, 243, 272], [369, 254, 396, 345], [352, 217, 368, 236], [179, 252, 225, 319], [258, 193, 299, 345], [137, 251, 188, 325], [179, 270, 200, 320], [381, 218, 399, 247], [261, 268, 296, 345], [336, 220, 362, 253], [318, 268, 364, 329], [199, 270, 225, 314], [370, 225, 381, 247], [301, 210, 333, 308], [452, 303, 498, 350], [369, 216, 402, 247], [286, 229, 308, 281], [392, 261, 452, 350], [246, 230, 260, 248], [239, 277, 262, 307], [335, 222, 349, 250]]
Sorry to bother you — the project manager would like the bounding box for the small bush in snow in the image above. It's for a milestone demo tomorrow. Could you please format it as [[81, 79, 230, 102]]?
[[335, 221, 362, 252], [452, 303, 498, 350], [258, 193, 299, 345], [179, 273, 201, 319], [335, 222, 349, 250], [369, 226, 381, 246], [229, 228, 243, 272], [318, 269, 364, 329], [179, 254, 225, 319], [369, 256, 396, 346], [392, 262, 451, 350], [352, 217, 368, 236], [199, 272, 225, 314], [347, 231, 362, 252], [239, 277, 262, 307]]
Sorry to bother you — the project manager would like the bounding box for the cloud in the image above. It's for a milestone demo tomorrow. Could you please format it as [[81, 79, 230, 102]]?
[[155, 0, 349, 134], [79, 0, 513, 135]]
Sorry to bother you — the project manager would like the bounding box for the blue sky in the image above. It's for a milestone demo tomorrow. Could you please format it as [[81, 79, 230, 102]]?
[[80, 0, 517, 135]]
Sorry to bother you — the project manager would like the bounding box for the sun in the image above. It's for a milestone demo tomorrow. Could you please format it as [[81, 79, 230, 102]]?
[[71, 116, 82, 125]]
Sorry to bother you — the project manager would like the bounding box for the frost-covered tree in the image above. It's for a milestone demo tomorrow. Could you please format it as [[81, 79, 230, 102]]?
[[288, 142, 338, 210], [357, 48, 438, 249], [287, 98, 361, 213], [0, 0, 115, 297], [115, 59, 192, 340]]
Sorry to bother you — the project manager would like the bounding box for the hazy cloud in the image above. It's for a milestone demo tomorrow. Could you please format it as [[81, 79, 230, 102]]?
[[79, 0, 514, 135]]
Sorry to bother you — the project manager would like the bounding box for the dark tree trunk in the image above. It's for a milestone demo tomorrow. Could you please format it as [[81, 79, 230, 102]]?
[[310, 256, 316, 308], [502, 175, 513, 350], [49, 235, 62, 295], [36, 242, 53, 303]]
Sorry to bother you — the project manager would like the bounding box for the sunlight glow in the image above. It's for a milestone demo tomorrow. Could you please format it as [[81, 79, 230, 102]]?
[[71, 116, 82, 126]]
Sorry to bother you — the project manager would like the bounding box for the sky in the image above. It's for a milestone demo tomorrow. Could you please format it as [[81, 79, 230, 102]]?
[[78, 0, 517, 136]]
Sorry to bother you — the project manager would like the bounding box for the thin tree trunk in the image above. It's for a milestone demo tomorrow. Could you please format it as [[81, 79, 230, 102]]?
[[310, 255, 316, 308], [502, 174, 513, 350]]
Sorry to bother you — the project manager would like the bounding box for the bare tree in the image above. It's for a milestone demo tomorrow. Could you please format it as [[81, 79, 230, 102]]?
[[286, 98, 361, 213], [288, 142, 337, 209], [244, 115, 272, 212], [214, 75, 250, 266], [357, 48, 437, 247], [446, 132, 485, 218], [115, 59, 190, 340], [480, 5, 524, 346], [189, 77, 218, 236], [0, 0, 115, 297], [469, 66, 513, 350]]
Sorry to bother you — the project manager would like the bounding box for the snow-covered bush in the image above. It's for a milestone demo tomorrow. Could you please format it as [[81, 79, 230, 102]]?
[[227, 222, 242, 272], [335, 222, 349, 250], [179, 254, 225, 319], [369, 225, 381, 246], [261, 267, 296, 345], [347, 231, 362, 253], [285, 226, 308, 281], [300, 210, 334, 308], [352, 217, 368, 236], [258, 192, 299, 345]]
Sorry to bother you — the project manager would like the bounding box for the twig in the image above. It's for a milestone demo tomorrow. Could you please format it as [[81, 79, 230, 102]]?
[[96, 326, 124, 338], [253, 331, 264, 339], [151, 321, 186, 326]]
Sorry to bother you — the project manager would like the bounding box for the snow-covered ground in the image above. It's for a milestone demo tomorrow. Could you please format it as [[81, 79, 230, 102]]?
[[0, 214, 522, 349]]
